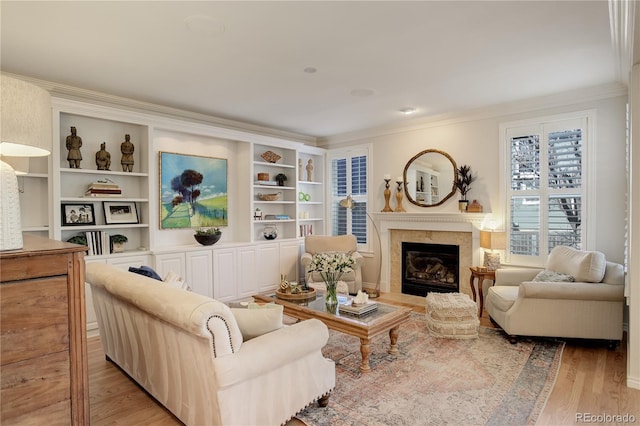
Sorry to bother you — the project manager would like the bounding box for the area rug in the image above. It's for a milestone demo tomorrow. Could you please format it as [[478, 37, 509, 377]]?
[[296, 313, 564, 426]]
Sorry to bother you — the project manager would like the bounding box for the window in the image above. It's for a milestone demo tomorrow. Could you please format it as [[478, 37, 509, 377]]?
[[501, 112, 592, 265], [328, 145, 370, 248]]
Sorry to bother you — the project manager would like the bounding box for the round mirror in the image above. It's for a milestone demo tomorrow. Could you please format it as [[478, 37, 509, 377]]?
[[403, 149, 457, 207]]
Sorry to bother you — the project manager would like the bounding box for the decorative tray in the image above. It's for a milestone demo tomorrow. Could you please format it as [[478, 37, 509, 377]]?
[[275, 288, 316, 301]]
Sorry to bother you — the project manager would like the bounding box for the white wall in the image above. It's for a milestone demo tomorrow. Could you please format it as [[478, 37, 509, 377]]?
[[322, 92, 628, 266]]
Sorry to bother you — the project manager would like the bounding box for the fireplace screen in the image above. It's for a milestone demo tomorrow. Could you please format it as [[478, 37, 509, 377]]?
[[402, 242, 459, 296]]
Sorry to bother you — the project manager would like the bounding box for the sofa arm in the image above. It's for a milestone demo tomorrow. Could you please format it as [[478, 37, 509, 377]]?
[[495, 268, 541, 286], [519, 281, 625, 302], [213, 319, 329, 387], [301, 252, 312, 267]]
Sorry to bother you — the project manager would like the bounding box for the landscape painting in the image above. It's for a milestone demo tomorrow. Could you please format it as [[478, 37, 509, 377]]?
[[160, 152, 228, 229]]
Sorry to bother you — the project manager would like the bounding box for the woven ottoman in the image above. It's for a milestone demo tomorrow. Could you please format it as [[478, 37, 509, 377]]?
[[425, 292, 479, 339]]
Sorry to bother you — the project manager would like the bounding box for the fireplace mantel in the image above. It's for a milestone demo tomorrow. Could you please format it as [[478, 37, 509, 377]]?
[[371, 212, 488, 294]]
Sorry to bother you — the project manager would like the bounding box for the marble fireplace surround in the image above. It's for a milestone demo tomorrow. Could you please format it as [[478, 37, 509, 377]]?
[[371, 212, 487, 297]]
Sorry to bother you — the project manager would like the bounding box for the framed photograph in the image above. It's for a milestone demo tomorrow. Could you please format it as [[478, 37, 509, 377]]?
[[61, 203, 96, 226], [159, 151, 228, 229], [103, 201, 139, 225]]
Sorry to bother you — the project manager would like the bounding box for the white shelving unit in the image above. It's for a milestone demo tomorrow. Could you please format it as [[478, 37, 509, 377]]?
[[13, 155, 50, 237], [297, 146, 326, 237]]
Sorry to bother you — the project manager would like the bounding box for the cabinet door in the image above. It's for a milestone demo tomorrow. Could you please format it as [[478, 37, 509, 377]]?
[[257, 244, 280, 292], [108, 255, 151, 271], [213, 248, 237, 301], [236, 245, 258, 299], [186, 250, 213, 298], [153, 253, 186, 280], [280, 240, 301, 283]]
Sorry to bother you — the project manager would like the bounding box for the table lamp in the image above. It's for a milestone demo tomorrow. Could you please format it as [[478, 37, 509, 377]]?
[[339, 194, 381, 297], [480, 230, 506, 271], [1, 75, 52, 250]]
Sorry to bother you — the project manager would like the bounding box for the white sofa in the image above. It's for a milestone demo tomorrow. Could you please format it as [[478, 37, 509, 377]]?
[[485, 246, 625, 347], [86, 263, 335, 426]]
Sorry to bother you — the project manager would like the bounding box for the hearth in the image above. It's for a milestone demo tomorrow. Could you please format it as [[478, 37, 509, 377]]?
[[402, 242, 459, 296]]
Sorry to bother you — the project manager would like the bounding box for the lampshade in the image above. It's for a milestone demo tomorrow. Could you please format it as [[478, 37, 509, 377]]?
[[0, 75, 52, 156], [480, 230, 506, 250]]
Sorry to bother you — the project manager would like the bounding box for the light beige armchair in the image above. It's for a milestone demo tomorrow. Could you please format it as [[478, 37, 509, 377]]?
[[485, 246, 625, 348], [301, 235, 364, 295]]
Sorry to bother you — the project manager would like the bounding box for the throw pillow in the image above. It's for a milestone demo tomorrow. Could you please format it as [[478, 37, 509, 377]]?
[[230, 303, 283, 341], [532, 269, 575, 283], [163, 270, 190, 291], [128, 265, 162, 281]]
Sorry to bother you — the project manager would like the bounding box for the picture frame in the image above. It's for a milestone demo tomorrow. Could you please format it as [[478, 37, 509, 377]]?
[[61, 203, 96, 226], [159, 151, 228, 229], [103, 201, 139, 225]]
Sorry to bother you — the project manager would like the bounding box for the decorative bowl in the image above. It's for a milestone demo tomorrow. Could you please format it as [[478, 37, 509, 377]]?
[[260, 150, 281, 163], [194, 233, 222, 246], [257, 192, 281, 201]]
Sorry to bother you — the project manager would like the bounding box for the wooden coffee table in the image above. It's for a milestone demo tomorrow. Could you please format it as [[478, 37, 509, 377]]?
[[253, 292, 412, 373]]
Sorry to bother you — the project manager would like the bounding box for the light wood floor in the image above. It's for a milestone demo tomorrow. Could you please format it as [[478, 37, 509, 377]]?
[[87, 292, 640, 425]]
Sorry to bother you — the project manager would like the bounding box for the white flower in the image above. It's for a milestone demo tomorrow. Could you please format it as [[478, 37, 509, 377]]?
[[307, 251, 355, 284]]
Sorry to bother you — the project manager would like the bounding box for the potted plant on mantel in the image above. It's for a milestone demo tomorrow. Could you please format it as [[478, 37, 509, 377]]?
[[454, 164, 476, 212]]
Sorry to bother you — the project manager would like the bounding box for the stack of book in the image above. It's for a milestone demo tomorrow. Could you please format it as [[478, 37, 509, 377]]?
[[85, 181, 121, 197], [85, 231, 111, 256]]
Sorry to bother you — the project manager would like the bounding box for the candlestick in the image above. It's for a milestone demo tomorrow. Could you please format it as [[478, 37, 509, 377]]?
[[381, 178, 393, 212], [395, 180, 406, 212]]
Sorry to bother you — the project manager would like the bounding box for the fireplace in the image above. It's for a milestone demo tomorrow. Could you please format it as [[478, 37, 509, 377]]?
[[402, 242, 459, 296]]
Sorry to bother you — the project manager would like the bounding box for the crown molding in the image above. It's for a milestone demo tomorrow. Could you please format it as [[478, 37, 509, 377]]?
[[318, 82, 628, 147], [2, 72, 318, 146]]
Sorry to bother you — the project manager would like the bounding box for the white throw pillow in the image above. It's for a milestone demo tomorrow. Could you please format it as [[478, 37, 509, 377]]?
[[163, 270, 190, 291], [230, 303, 284, 341], [545, 246, 606, 283]]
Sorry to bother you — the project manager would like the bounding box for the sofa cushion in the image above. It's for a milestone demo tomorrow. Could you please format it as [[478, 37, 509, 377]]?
[[532, 269, 575, 283], [545, 246, 606, 283], [230, 303, 284, 341], [163, 270, 190, 291], [487, 286, 519, 312], [128, 265, 162, 281]]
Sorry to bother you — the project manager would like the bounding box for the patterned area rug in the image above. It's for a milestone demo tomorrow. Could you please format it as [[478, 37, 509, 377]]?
[[296, 313, 564, 426]]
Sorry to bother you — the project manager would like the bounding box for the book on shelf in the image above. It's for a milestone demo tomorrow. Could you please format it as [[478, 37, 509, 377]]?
[[84, 230, 111, 256], [264, 214, 290, 220], [85, 191, 122, 197], [299, 224, 313, 237]]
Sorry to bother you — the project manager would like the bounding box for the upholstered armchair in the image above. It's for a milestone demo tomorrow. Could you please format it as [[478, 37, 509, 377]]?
[[485, 245, 625, 347], [301, 235, 364, 294]]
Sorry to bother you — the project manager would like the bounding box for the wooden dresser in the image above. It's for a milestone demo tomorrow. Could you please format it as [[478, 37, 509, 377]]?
[[0, 235, 89, 425]]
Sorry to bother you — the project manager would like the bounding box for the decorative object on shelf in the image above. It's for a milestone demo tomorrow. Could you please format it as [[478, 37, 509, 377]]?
[[61, 203, 95, 226], [65, 126, 83, 168], [306, 159, 314, 181], [274, 173, 288, 186], [120, 134, 134, 172], [339, 194, 381, 298], [110, 234, 128, 253], [467, 199, 483, 213], [160, 152, 228, 229], [103, 201, 139, 225], [1, 76, 52, 250], [254, 208, 263, 220], [298, 158, 303, 179], [263, 225, 278, 240], [279, 273, 290, 292], [95, 142, 111, 170], [480, 229, 506, 271], [394, 177, 406, 212], [257, 192, 281, 201], [85, 179, 121, 197], [257, 172, 269, 181], [194, 227, 222, 246], [382, 175, 393, 212], [305, 251, 355, 309], [454, 164, 476, 212], [260, 150, 281, 163]]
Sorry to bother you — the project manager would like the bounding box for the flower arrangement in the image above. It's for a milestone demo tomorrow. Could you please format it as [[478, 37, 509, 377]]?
[[306, 251, 355, 307]]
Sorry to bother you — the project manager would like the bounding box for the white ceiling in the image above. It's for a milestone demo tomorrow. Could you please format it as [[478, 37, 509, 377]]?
[[1, 1, 620, 138]]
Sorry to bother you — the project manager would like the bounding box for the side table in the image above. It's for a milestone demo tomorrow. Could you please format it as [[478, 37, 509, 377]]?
[[469, 267, 496, 317]]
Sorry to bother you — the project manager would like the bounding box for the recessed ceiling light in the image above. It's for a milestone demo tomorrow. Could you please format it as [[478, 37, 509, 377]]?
[[304, 67, 317, 74], [184, 15, 226, 37], [350, 88, 376, 97], [399, 107, 417, 115]]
